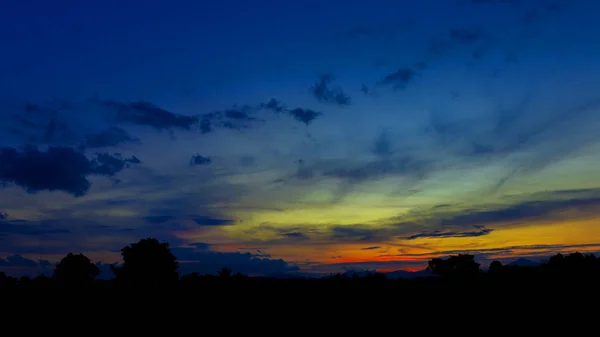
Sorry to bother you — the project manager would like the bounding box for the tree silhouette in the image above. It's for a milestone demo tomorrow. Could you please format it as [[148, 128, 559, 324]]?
[[488, 260, 503, 274], [53, 253, 100, 286], [218, 267, 232, 278], [428, 254, 480, 278], [112, 237, 179, 287]]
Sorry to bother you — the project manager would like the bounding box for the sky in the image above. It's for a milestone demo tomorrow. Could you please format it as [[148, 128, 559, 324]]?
[[2, 0, 600, 278]]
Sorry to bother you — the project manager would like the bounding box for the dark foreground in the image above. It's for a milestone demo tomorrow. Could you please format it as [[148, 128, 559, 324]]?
[[2, 237, 600, 294]]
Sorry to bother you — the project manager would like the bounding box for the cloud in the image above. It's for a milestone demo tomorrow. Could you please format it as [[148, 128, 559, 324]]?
[[310, 74, 351, 106], [193, 216, 234, 226], [449, 27, 482, 44], [198, 105, 262, 133], [425, 94, 600, 191], [0, 254, 52, 268], [329, 226, 387, 242], [425, 195, 600, 229], [0, 212, 6, 220], [281, 232, 310, 240], [405, 227, 494, 240], [0, 146, 140, 197], [257, 99, 323, 125], [189, 154, 212, 166], [379, 68, 416, 89], [361, 84, 370, 95], [85, 127, 139, 148], [42, 119, 78, 145], [372, 131, 393, 157], [361, 246, 381, 250], [91, 152, 141, 176], [102, 100, 198, 130], [0, 218, 70, 236], [395, 243, 600, 259], [303, 259, 426, 274], [143, 216, 175, 224], [259, 98, 286, 113], [141, 214, 233, 227], [288, 108, 322, 125], [0, 145, 93, 196], [279, 188, 600, 245], [194, 242, 211, 250], [470, 0, 516, 3], [239, 156, 255, 167], [323, 156, 431, 182], [171, 246, 300, 276], [222, 107, 256, 121]]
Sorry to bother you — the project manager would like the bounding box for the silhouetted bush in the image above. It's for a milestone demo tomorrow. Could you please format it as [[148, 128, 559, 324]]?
[[53, 253, 99, 287], [111, 237, 179, 287]]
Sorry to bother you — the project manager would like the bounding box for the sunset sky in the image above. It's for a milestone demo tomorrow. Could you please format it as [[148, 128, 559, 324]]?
[[2, 0, 600, 277]]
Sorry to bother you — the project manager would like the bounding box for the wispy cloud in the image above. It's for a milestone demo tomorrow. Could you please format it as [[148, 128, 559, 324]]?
[[310, 74, 351, 106], [189, 154, 212, 166], [405, 227, 493, 240], [102, 100, 198, 130], [85, 127, 139, 148]]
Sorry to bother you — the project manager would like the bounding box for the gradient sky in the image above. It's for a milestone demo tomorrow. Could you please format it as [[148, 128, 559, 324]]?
[[2, 0, 600, 277]]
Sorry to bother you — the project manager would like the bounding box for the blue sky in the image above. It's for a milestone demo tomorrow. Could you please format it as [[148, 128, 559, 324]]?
[[2, 0, 600, 277]]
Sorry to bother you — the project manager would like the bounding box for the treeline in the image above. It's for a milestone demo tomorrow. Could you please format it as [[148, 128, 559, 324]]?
[[1, 237, 600, 289]]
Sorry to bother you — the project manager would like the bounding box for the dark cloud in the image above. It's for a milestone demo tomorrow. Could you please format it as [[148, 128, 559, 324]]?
[[0, 145, 93, 196], [415, 61, 428, 70], [0, 212, 6, 220], [361, 246, 381, 250], [143, 216, 175, 224], [0, 218, 70, 236], [423, 195, 600, 230], [360, 84, 370, 95], [193, 216, 234, 226], [275, 189, 600, 245], [379, 68, 416, 89], [0, 255, 52, 268], [259, 98, 286, 113], [171, 246, 300, 276], [12, 115, 39, 129], [43, 119, 78, 145], [189, 154, 211, 166], [471, 0, 518, 3], [91, 152, 141, 176], [257, 99, 324, 125], [449, 27, 482, 44], [372, 131, 393, 157], [198, 105, 262, 133], [281, 232, 310, 240], [405, 227, 493, 240], [102, 100, 198, 130], [310, 74, 351, 106], [194, 242, 211, 250], [0, 146, 140, 197], [304, 259, 427, 275], [85, 127, 139, 148], [330, 226, 385, 242], [239, 156, 255, 167], [323, 156, 431, 182], [343, 24, 399, 39], [395, 243, 600, 258], [426, 96, 600, 190], [223, 107, 255, 121], [288, 108, 322, 125]]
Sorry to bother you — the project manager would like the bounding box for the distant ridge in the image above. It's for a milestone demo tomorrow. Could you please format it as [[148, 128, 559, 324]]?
[[507, 258, 540, 268], [343, 269, 436, 279]]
